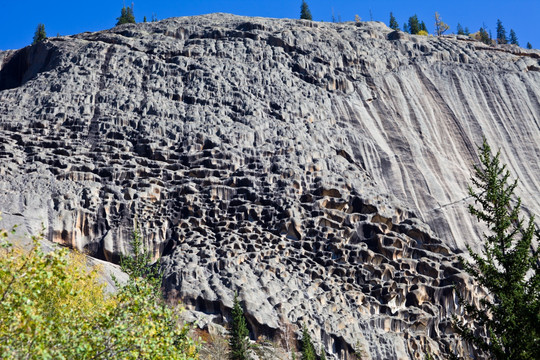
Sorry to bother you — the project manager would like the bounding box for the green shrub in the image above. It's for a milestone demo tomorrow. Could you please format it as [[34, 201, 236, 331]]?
[[0, 225, 198, 359]]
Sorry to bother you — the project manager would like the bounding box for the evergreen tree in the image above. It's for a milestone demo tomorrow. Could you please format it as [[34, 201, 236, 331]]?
[[120, 229, 161, 291], [496, 19, 507, 44], [420, 21, 427, 33], [479, 27, 491, 45], [509, 29, 519, 46], [116, 4, 136, 26], [457, 23, 465, 35], [229, 292, 250, 360], [403, 22, 409, 33], [464, 26, 470, 35], [452, 139, 540, 360], [434, 12, 449, 36], [389, 12, 399, 30], [301, 325, 316, 360], [527, 42, 533, 49], [300, 1, 312, 21], [408, 15, 420, 34], [32, 23, 47, 45], [143, 15, 147, 23]]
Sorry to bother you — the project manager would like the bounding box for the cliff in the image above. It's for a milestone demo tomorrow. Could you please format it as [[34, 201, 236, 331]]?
[[0, 14, 539, 359]]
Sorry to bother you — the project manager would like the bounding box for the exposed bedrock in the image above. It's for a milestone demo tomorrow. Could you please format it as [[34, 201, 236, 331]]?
[[0, 14, 539, 359]]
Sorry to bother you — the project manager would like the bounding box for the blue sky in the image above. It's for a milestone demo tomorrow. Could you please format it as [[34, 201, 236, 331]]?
[[0, 1, 538, 50]]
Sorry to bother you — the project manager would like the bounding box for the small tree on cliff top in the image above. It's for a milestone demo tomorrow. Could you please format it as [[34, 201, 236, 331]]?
[[389, 12, 399, 31], [452, 139, 540, 359], [32, 23, 47, 44], [509, 29, 519, 46], [478, 26, 491, 45], [300, 1, 312, 21], [434, 12, 449, 36], [408, 14, 420, 34], [116, 3, 136, 26], [496, 19, 507, 44]]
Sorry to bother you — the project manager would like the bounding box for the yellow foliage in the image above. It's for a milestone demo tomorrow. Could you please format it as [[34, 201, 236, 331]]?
[[0, 224, 198, 359], [418, 30, 429, 36]]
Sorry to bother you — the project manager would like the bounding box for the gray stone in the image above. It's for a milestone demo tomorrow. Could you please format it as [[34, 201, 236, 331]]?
[[1, 14, 539, 359]]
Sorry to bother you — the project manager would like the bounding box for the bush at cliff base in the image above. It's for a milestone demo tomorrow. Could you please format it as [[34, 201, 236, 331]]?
[[0, 228, 199, 360]]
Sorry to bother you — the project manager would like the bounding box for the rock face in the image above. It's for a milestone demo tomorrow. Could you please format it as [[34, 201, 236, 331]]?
[[0, 14, 539, 359]]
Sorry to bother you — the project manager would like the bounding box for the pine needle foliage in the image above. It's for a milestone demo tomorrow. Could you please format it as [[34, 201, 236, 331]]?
[[479, 27, 491, 45], [389, 12, 399, 31], [457, 23, 465, 35], [407, 15, 420, 34], [300, 1, 312, 21], [452, 139, 540, 360], [120, 229, 161, 291], [496, 19, 507, 44], [301, 325, 316, 360], [116, 4, 136, 26], [509, 29, 519, 46], [229, 292, 251, 360], [32, 24, 46, 45]]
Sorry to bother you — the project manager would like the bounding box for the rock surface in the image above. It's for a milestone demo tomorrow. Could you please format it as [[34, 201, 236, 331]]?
[[0, 14, 539, 359]]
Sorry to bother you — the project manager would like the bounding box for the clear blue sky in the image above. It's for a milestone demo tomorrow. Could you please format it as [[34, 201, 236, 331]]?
[[0, 1, 538, 50]]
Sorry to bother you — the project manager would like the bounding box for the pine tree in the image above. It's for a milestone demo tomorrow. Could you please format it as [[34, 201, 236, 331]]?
[[457, 23, 465, 35], [434, 12, 450, 36], [229, 292, 250, 360], [479, 27, 491, 45], [119, 229, 161, 291], [408, 15, 420, 34], [452, 139, 540, 360], [464, 27, 470, 36], [300, 1, 312, 21], [496, 19, 507, 44], [403, 22, 409, 33], [420, 21, 427, 33], [509, 29, 519, 46], [301, 325, 316, 360], [527, 42, 533, 49], [32, 23, 47, 45], [143, 15, 147, 23], [116, 3, 136, 26], [389, 12, 399, 30]]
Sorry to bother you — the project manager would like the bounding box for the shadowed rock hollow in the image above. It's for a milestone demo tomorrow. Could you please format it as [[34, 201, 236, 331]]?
[[0, 13, 539, 359]]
